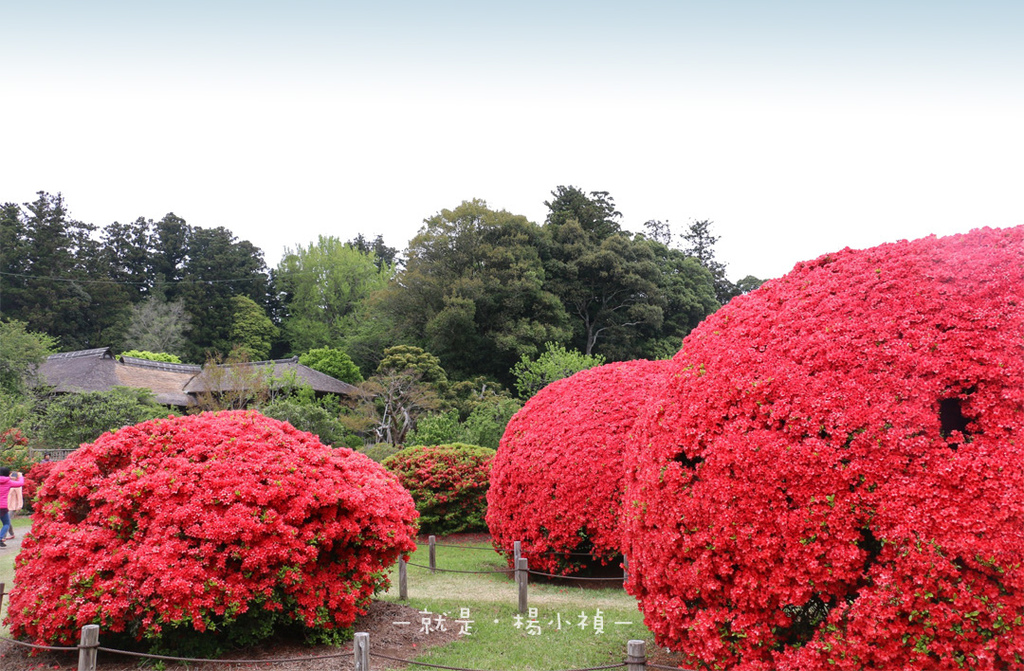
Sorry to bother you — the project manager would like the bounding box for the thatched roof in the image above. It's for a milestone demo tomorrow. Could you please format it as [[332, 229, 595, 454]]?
[[183, 357, 359, 396], [33, 349, 359, 406], [34, 348, 201, 407]]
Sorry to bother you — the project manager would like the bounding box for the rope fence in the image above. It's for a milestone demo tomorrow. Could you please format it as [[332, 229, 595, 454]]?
[[0, 539, 691, 671], [399, 537, 629, 609], [0, 628, 690, 671]]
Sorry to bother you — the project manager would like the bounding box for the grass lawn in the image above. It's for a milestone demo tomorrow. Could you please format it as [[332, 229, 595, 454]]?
[[378, 535, 657, 671]]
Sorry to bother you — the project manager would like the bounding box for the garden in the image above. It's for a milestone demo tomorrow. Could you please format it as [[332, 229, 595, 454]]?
[[1, 226, 1022, 670]]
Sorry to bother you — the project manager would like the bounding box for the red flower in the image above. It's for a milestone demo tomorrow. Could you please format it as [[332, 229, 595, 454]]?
[[624, 227, 1024, 670], [488, 359, 672, 574], [6, 410, 418, 649]]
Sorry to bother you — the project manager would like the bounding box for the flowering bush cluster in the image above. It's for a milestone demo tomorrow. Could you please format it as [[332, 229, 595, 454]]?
[[624, 227, 1024, 669], [21, 460, 58, 513], [487, 359, 670, 574], [6, 410, 418, 652], [383, 443, 494, 535]]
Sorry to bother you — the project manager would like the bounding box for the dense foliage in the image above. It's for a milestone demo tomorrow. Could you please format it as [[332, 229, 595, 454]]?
[[32, 387, 170, 452], [487, 359, 670, 574], [384, 443, 494, 535], [624, 227, 1024, 670], [7, 411, 418, 652]]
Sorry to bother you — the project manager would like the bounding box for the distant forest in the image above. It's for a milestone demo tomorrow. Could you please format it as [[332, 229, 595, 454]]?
[[1, 187, 762, 388]]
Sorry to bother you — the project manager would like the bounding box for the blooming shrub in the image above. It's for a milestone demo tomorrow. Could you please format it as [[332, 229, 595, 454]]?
[[488, 359, 670, 575], [383, 443, 494, 535], [624, 227, 1024, 670], [6, 410, 418, 652], [21, 460, 58, 513]]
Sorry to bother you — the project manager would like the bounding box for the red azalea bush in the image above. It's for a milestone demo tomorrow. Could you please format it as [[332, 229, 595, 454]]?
[[488, 359, 671, 575], [6, 410, 418, 653], [383, 443, 494, 535], [21, 459, 58, 513], [624, 227, 1024, 670]]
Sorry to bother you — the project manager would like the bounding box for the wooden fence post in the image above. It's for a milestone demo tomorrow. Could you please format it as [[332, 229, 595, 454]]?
[[623, 555, 629, 583], [626, 639, 646, 671], [0, 582, 5, 617], [78, 624, 100, 671], [513, 540, 521, 568], [429, 535, 436, 573], [398, 557, 408, 600], [517, 557, 528, 614], [353, 631, 370, 671]]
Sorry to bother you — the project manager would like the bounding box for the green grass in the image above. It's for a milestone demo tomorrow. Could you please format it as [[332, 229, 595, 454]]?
[[378, 535, 656, 671]]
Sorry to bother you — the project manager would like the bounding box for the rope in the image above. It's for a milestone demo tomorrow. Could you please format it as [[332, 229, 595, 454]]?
[[0, 635, 79, 652], [528, 573, 622, 581], [431, 543, 496, 550], [95, 645, 350, 664], [647, 664, 696, 671], [405, 561, 513, 575], [370, 651, 626, 671]]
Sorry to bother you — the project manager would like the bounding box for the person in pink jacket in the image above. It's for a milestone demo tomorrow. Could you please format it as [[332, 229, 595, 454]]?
[[0, 468, 25, 548]]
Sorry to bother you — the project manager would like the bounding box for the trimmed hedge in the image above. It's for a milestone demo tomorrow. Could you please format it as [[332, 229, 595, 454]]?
[[384, 443, 494, 535], [487, 359, 670, 575], [7, 410, 418, 653], [624, 227, 1024, 670]]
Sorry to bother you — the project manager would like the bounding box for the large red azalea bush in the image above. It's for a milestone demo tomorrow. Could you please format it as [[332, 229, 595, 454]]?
[[383, 443, 494, 535], [625, 227, 1024, 670], [6, 410, 418, 653], [488, 359, 670, 575]]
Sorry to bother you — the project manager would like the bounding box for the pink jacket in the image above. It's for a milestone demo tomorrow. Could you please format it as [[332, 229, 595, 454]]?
[[0, 474, 24, 510]]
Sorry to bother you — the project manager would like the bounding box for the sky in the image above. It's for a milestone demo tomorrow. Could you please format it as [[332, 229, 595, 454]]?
[[3, 1, 1023, 282]]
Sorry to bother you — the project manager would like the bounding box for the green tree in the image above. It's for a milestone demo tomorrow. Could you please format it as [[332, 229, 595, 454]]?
[[377, 200, 570, 383], [0, 319, 58, 396], [179, 226, 271, 361], [0, 192, 130, 349], [681, 219, 738, 305], [347, 233, 399, 271], [260, 397, 352, 447], [298, 347, 364, 384], [276, 236, 393, 354], [459, 396, 522, 449], [512, 342, 605, 398], [33, 388, 169, 452], [230, 295, 278, 361]]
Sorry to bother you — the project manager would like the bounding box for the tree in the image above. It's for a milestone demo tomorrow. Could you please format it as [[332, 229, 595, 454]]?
[[0, 319, 57, 397], [343, 368, 441, 446], [512, 342, 606, 398], [229, 295, 278, 361], [0, 192, 129, 349], [378, 200, 570, 383], [348, 233, 399, 270], [298, 347, 363, 385], [32, 388, 169, 452], [122, 285, 190, 358], [544, 186, 622, 240], [276, 236, 393, 354], [681, 219, 744, 305], [178, 226, 271, 361]]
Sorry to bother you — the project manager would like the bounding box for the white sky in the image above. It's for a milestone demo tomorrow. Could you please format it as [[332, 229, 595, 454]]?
[[3, 1, 1022, 281]]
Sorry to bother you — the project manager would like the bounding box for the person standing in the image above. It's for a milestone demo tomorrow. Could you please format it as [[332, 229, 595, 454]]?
[[0, 468, 25, 548]]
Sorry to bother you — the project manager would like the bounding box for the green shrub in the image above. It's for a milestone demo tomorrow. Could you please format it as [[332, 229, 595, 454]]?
[[384, 443, 494, 535], [119, 350, 182, 363], [260, 398, 350, 446], [358, 442, 402, 463]]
